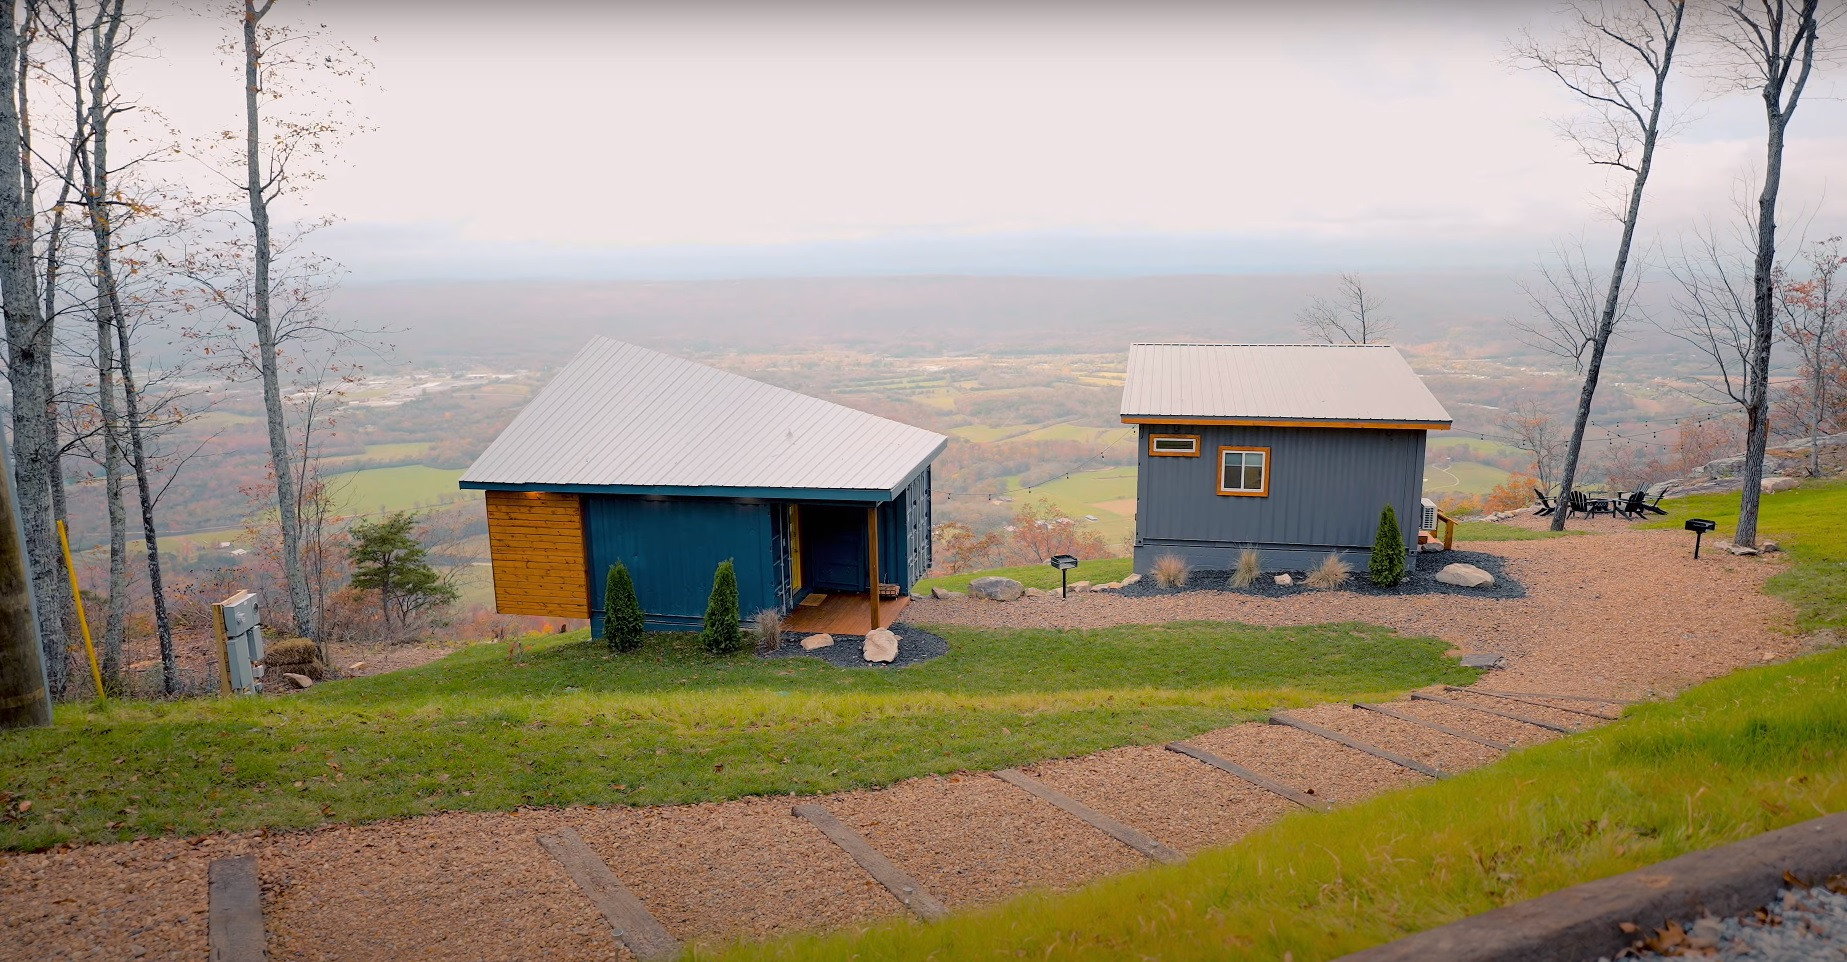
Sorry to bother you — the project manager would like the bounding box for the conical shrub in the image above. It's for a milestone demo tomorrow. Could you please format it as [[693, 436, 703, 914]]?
[[1369, 504, 1408, 587], [603, 562, 645, 653], [700, 559, 744, 655]]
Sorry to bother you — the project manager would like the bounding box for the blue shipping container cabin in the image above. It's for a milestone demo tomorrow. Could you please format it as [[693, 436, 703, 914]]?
[[1120, 343, 1453, 572], [460, 338, 946, 636]]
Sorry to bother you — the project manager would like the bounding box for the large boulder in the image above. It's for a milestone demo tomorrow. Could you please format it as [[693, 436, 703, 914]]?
[[930, 586, 966, 600], [862, 628, 899, 663], [1435, 563, 1495, 588], [1762, 476, 1799, 494], [967, 576, 1024, 601], [1120, 573, 1143, 586]]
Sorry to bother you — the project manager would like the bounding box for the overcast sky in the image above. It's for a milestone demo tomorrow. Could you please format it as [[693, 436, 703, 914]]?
[[124, 0, 1847, 281]]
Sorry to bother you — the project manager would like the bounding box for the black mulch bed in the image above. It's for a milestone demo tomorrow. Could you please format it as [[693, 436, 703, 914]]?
[[758, 623, 948, 669], [1113, 548, 1526, 601]]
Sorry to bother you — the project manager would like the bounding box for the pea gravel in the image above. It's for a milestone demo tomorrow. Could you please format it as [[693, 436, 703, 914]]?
[[1608, 883, 1847, 961]]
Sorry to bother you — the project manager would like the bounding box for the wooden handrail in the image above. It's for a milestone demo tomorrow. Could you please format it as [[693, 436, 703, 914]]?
[[1435, 510, 1457, 551]]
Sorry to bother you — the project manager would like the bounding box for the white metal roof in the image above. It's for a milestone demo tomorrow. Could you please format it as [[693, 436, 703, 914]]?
[[1119, 343, 1452, 426], [461, 338, 948, 497]]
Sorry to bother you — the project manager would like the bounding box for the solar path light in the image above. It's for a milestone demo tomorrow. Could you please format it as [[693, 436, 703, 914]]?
[[1684, 518, 1716, 559], [1049, 554, 1079, 598]]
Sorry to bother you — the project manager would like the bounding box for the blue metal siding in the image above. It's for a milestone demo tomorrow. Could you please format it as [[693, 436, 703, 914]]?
[[586, 496, 780, 633], [1133, 425, 1427, 571]]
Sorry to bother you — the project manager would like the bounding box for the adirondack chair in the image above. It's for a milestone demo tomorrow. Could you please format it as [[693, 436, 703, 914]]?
[[1533, 487, 1557, 517], [1567, 489, 1613, 519], [1615, 490, 1648, 520]]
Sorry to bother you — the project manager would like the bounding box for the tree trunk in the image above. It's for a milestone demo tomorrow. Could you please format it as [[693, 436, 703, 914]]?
[[1737, 115, 1789, 549], [0, 426, 50, 727], [241, 0, 314, 639]]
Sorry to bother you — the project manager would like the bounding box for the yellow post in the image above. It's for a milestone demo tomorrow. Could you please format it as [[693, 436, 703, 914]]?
[[56, 520, 104, 699]]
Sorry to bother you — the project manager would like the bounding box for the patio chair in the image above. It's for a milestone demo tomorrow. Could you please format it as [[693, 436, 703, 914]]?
[[1567, 490, 1612, 519], [1615, 490, 1648, 520], [1533, 488, 1557, 517]]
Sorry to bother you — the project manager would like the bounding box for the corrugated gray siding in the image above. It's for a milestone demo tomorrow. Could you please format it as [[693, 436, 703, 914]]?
[[1133, 425, 1428, 572]]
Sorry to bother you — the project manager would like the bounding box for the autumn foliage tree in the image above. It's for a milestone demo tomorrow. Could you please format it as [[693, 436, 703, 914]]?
[[1000, 499, 1110, 566]]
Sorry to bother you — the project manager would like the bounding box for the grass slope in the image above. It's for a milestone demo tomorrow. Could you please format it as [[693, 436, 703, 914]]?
[[324, 464, 476, 515], [1643, 480, 1847, 632], [0, 622, 1475, 851], [697, 646, 1847, 962], [914, 557, 1135, 594]]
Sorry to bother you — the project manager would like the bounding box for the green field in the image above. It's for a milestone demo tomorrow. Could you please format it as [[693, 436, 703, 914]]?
[[325, 464, 476, 516], [1422, 459, 1512, 495], [0, 621, 1475, 850], [323, 441, 436, 469], [1007, 467, 1138, 545]]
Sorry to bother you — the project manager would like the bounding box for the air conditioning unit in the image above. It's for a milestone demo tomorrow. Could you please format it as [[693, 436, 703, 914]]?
[[1420, 498, 1438, 533]]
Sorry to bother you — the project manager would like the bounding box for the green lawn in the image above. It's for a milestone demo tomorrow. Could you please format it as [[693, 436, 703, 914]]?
[[696, 645, 1847, 962], [0, 622, 1476, 851], [1642, 480, 1847, 632], [915, 557, 1135, 593], [1451, 521, 1578, 542], [1423, 460, 1513, 495]]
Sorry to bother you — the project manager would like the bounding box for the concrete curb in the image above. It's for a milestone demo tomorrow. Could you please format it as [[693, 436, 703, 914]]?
[[1336, 810, 1847, 962]]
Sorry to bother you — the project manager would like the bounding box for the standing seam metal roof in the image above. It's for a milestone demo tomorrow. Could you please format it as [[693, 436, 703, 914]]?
[[461, 337, 948, 495], [1119, 343, 1452, 425]]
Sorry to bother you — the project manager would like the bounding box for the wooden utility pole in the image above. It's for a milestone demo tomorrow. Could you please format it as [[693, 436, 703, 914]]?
[[0, 429, 52, 728]]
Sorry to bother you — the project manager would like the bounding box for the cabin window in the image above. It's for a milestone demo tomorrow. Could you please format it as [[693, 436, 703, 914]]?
[[1148, 434, 1200, 457], [1217, 447, 1270, 496]]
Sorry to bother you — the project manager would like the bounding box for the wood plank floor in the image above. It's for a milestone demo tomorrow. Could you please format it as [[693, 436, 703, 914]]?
[[783, 593, 908, 636]]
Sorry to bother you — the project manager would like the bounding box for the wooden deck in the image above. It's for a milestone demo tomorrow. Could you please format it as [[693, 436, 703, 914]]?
[[782, 592, 908, 636]]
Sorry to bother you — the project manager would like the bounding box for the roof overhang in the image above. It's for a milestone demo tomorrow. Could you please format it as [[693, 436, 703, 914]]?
[[460, 445, 943, 504], [1121, 415, 1451, 431]]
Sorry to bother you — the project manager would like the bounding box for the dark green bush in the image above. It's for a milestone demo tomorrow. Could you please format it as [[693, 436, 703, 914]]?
[[1369, 504, 1408, 587], [602, 562, 645, 653], [700, 559, 744, 655]]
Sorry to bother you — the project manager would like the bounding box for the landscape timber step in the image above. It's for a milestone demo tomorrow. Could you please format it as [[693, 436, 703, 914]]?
[[1269, 712, 1445, 779], [1334, 809, 1847, 962], [1472, 689, 1637, 706], [1410, 692, 1577, 734], [536, 826, 682, 962], [792, 803, 949, 921], [1447, 686, 1621, 721], [1354, 703, 1511, 751], [994, 769, 1184, 864], [1165, 742, 1332, 812], [207, 854, 266, 962]]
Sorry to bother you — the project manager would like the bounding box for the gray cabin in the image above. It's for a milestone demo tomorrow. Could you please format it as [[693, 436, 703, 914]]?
[[1120, 343, 1452, 572]]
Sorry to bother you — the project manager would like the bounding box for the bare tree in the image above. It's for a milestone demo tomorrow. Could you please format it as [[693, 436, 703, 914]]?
[[1502, 398, 1570, 492], [1511, 0, 1686, 531], [1665, 221, 1779, 465], [1296, 273, 1394, 345], [1776, 237, 1845, 475], [2, 0, 74, 696], [1705, 0, 1828, 547]]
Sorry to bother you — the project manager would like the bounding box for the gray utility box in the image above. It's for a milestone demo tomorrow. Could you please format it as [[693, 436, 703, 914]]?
[[218, 591, 265, 694]]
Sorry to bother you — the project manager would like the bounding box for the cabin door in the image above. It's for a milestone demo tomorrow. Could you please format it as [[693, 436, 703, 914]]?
[[799, 504, 868, 592]]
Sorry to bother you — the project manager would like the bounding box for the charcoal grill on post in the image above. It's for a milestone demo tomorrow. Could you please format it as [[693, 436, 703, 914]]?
[[1049, 554, 1079, 599], [1685, 518, 1716, 559]]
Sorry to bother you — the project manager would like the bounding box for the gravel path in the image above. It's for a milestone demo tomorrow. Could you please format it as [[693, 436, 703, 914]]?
[[2, 529, 1800, 959], [908, 529, 1797, 700], [1606, 883, 1847, 961]]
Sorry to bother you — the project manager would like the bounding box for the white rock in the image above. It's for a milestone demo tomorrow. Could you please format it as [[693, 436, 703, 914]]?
[[967, 576, 1024, 601], [1120, 573, 1142, 586], [799, 633, 834, 651], [1069, 581, 1090, 592], [1728, 544, 1760, 556], [346, 661, 368, 672], [862, 628, 899, 663], [1273, 574, 1293, 586], [1023, 587, 1046, 598], [1435, 563, 1495, 588], [1097, 582, 1120, 590], [930, 586, 967, 600], [282, 672, 314, 690], [1762, 476, 1799, 494]]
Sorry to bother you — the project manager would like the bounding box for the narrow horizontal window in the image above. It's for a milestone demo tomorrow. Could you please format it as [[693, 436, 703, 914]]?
[[1217, 446, 1270, 497], [1148, 434, 1200, 457]]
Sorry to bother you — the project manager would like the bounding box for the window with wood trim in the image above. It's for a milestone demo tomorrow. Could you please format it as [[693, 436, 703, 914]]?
[[1217, 446, 1270, 496], [1148, 433, 1201, 457]]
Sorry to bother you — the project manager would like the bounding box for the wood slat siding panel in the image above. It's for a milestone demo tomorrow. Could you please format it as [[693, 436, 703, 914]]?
[[486, 490, 589, 618]]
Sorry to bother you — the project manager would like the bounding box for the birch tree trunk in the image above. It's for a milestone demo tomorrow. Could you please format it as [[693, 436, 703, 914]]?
[[0, 0, 71, 697], [240, 0, 314, 639]]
